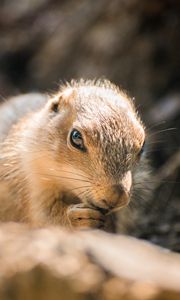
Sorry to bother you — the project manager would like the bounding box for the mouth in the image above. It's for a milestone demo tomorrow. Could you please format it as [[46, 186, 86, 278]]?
[[88, 198, 128, 215], [89, 202, 110, 215]]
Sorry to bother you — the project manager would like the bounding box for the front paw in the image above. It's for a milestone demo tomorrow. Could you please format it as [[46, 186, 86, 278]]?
[[67, 203, 105, 229]]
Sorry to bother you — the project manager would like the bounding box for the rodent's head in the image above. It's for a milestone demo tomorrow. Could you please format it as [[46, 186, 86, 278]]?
[[39, 80, 145, 213]]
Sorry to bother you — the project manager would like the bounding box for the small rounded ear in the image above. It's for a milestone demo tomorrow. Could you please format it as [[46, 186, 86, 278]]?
[[51, 100, 59, 113], [49, 95, 61, 113], [49, 88, 77, 113]]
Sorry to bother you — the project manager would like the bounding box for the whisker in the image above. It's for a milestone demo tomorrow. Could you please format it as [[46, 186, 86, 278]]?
[[146, 120, 166, 132], [148, 128, 176, 138], [145, 149, 166, 155], [66, 185, 91, 193], [35, 173, 90, 183], [134, 180, 179, 186], [146, 140, 165, 145], [76, 189, 92, 200], [144, 145, 180, 154], [132, 194, 153, 207], [48, 169, 93, 182], [133, 184, 153, 191], [23, 152, 93, 181], [20, 148, 93, 182]]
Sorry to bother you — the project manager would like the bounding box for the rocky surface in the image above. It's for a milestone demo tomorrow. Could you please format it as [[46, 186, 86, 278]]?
[[0, 223, 180, 300]]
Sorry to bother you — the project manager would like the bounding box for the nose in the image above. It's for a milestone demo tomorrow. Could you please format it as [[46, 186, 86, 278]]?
[[101, 184, 129, 210]]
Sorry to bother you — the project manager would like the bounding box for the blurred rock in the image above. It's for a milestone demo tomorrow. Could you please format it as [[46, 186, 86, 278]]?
[[0, 223, 180, 300]]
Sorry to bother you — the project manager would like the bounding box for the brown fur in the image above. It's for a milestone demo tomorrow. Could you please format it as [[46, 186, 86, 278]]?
[[0, 80, 151, 231]]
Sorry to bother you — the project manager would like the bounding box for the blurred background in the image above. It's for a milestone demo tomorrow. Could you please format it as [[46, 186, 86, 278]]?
[[0, 0, 179, 250]]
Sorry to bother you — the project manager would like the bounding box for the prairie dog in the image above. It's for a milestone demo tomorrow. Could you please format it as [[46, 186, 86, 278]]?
[[0, 80, 150, 230]]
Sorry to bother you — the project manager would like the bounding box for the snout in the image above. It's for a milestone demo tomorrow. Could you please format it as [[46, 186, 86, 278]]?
[[90, 171, 132, 212], [91, 183, 130, 213], [101, 184, 130, 211]]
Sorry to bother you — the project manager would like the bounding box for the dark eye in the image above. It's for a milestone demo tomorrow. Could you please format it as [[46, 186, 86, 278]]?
[[70, 129, 86, 151], [138, 141, 146, 157]]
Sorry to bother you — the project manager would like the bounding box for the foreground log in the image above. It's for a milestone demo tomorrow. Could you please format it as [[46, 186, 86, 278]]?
[[0, 223, 180, 300]]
